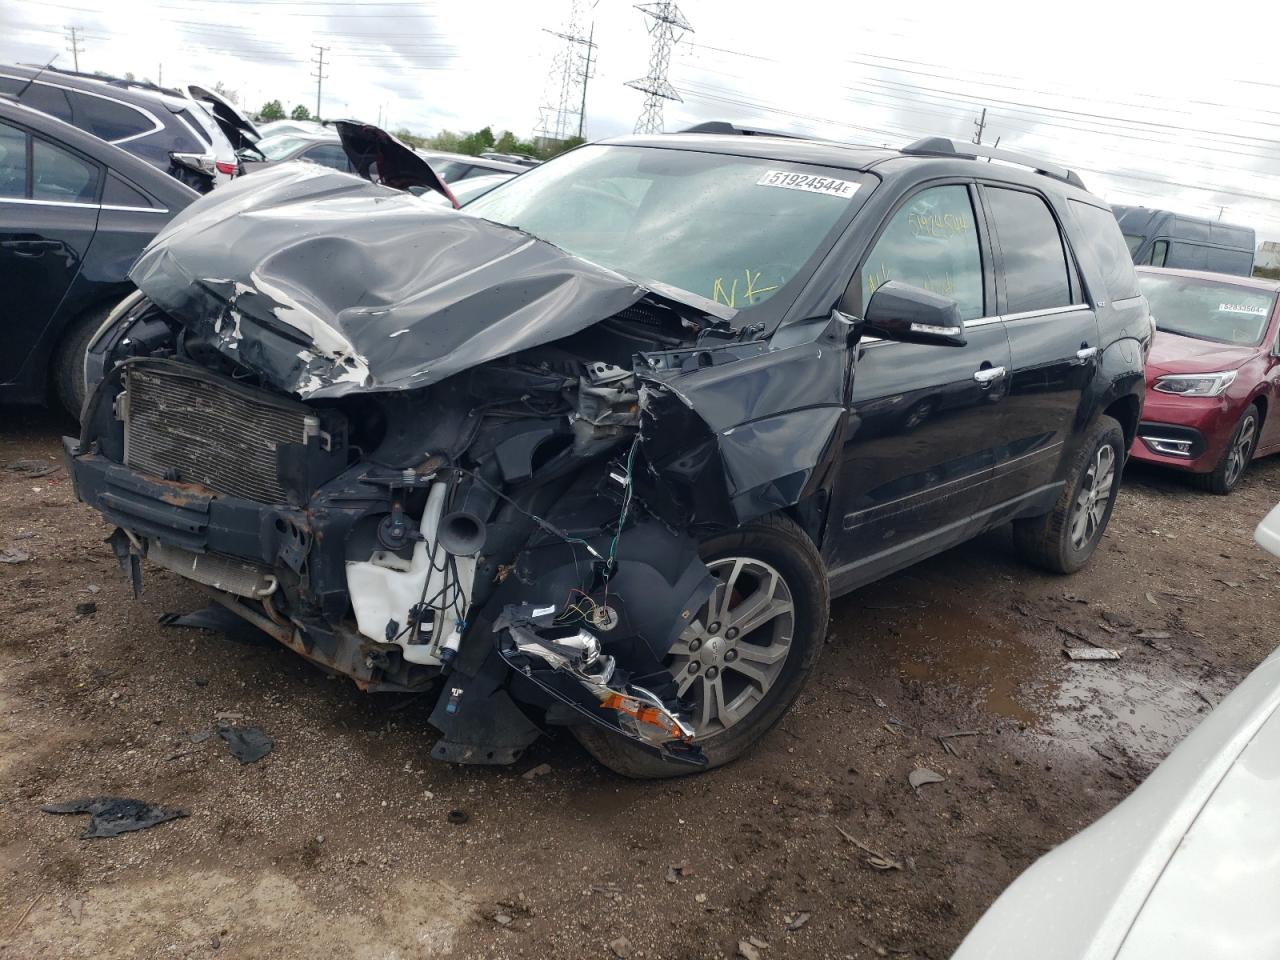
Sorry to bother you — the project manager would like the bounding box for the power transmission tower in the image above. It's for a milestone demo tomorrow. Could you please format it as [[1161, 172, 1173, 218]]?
[[311, 45, 329, 119], [535, 0, 596, 146], [65, 27, 83, 72], [625, 2, 692, 134], [971, 107, 987, 145]]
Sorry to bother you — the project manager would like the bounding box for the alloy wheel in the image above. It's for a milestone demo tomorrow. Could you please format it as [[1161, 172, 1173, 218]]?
[[1069, 443, 1116, 550], [1225, 413, 1257, 489], [665, 557, 796, 739]]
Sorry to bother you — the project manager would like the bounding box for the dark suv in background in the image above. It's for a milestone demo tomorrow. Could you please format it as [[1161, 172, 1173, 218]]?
[[67, 127, 1148, 777], [0, 65, 241, 192]]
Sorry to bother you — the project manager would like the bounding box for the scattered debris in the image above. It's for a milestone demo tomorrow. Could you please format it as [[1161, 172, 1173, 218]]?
[[1064, 646, 1122, 661], [1136, 630, 1173, 651], [75, 602, 97, 616], [7, 892, 44, 937], [835, 824, 902, 870], [738, 939, 765, 960], [1216, 579, 1244, 589], [694, 892, 708, 904], [521, 763, 552, 781], [857, 934, 888, 957], [447, 809, 470, 825], [609, 935, 633, 958], [5, 459, 59, 478], [1062, 593, 1089, 604], [665, 861, 693, 882], [1146, 592, 1158, 606], [590, 883, 623, 900], [217, 725, 273, 764], [785, 911, 811, 931], [0, 546, 32, 564], [214, 711, 245, 722], [937, 729, 981, 757], [194, 675, 209, 688], [908, 768, 945, 797], [41, 796, 187, 838], [492, 912, 513, 926], [67, 897, 83, 925], [190, 730, 211, 744]]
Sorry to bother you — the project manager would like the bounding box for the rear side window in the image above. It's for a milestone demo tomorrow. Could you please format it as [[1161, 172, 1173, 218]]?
[[1204, 246, 1253, 276], [103, 172, 152, 208], [986, 187, 1073, 313], [1151, 239, 1169, 267], [67, 91, 152, 141], [0, 121, 28, 198], [178, 108, 213, 147], [1069, 200, 1141, 301], [300, 143, 349, 171], [32, 137, 100, 202], [861, 184, 985, 321]]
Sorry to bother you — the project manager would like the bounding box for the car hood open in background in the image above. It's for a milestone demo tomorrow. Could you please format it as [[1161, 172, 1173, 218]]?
[[186, 84, 261, 152], [127, 162, 721, 399], [333, 120, 456, 205], [1146, 330, 1258, 375]]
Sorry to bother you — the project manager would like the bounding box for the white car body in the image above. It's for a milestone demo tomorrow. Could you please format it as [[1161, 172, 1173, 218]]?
[[1255, 502, 1280, 558], [953, 640, 1280, 959]]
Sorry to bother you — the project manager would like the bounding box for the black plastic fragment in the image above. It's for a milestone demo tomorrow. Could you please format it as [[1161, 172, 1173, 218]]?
[[217, 725, 273, 764], [41, 796, 188, 838], [159, 605, 272, 644]]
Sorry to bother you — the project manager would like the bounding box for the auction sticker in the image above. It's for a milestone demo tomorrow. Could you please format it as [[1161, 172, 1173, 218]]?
[[757, 170, 860, 198], [1218, 302, 1268, 315]]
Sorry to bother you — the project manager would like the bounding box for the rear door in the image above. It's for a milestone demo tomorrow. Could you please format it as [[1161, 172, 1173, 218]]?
[[826, 181, 1014, 587], [0, 119, 101, 383], [980, 183, 1099, 505]]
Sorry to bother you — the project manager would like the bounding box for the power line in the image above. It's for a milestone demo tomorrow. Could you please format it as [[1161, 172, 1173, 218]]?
[[535, 0, 595, 144]]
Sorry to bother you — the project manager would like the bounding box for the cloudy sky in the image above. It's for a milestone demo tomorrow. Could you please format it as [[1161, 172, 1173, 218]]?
[[5, 0, 1280, 241]]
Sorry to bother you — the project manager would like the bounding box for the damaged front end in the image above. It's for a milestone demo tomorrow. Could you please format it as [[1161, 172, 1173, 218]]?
[[68, 162, 853, 772]]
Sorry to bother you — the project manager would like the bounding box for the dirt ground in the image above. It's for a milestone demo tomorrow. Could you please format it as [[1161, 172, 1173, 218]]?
[[1, 405, 1277, 960]]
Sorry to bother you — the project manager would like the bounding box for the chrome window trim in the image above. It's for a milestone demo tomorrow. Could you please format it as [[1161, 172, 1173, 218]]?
[[1110, 294, 1145, 307], [0, 196, 166, 213], [0, 72, 164, 145], [1001, 303, 1090, 322]]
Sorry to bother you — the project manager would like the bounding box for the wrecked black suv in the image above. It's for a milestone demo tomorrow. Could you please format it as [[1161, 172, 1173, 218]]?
[[65, 127, 1148, 777]]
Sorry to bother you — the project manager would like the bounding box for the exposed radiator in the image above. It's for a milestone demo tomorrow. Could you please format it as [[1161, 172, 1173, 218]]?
[[122, 362, 315, 504]]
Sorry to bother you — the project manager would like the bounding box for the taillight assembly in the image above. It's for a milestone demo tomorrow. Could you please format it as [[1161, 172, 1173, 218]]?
[[215, 161, 238, 176]]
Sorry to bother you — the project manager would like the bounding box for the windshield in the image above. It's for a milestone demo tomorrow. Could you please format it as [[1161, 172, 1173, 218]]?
[[465, 144, 866, 311], [1139, 273, 1276, 345], [257, 134, 322, 161], [1124, 233, 1144, 256]]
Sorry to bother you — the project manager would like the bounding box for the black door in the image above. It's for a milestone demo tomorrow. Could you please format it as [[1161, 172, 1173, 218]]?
[[826, 182, 1014, 589], [0, 120, 102, 383], [980, 184, 1100, 506]]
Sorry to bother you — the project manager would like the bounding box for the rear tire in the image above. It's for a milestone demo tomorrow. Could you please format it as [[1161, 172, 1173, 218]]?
[[1191, 404, 1258, 496], [573, 513, 829, 779], [53, 303, 112, 420], [1013, 415, 1124, 574]]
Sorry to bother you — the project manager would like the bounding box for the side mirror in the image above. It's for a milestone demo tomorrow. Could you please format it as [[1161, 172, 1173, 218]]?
[[864, 281, 967, 347]]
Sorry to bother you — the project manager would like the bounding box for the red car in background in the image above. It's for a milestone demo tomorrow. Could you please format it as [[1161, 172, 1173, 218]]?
[[1132, 267, 1280, 493]]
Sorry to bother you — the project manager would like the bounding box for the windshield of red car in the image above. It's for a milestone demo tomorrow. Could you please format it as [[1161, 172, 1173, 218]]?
[[464, 144, 868, 313], [1139, 273, 1276, 346]]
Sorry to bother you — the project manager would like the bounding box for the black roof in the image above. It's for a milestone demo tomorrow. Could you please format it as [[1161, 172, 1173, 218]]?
[[0, 98, 198, 209]]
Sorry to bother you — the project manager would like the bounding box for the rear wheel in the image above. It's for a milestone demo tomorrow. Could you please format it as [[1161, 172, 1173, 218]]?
[[1013, 415, 1124, 574], [573, 513, 828, 778], [1192, 404, 1258, 495], [52, 303, 113, 420]]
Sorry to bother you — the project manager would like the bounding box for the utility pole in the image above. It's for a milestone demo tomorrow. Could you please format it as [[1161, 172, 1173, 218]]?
[[534, 0, 595, 146], [158, 63, 163, 86], [311, 45, 329, 119], [972, 107, 987, 145], [576, 21, 595, 139], [65, 27, 83, 72]]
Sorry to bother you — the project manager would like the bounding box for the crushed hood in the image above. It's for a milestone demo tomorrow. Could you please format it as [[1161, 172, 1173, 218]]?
[[128, 162, 679, 399]]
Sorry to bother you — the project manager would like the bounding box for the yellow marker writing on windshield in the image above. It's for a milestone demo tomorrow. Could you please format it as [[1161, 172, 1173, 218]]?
[[712, 269, 780, 308]]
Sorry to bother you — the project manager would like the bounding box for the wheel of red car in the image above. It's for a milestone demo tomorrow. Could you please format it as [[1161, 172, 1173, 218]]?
[[1013, 415, 1125, 574], [1193, 404, 1259, 496], [572, 513, 829, 779]]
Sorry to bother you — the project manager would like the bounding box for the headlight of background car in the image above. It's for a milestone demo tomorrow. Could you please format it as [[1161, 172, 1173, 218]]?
[[1152, 370, 1238, 397]]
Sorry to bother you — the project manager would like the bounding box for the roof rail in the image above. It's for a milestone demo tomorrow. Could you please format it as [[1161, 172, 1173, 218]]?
[[678, 120, 802, 139], [18, 63, 183, 99], [902, 136, 1087, 190]]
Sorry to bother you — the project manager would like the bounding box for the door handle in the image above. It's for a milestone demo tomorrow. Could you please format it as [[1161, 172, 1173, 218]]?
[[1, 239, 61, 256], [1076, 345, 1098, 362], [973, 365, 1006, 386]]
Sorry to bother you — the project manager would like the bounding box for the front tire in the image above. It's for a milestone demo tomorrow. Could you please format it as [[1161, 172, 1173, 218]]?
[[573, 513, 829, 779], [1192, 404, 1258, 495], [1013, 415, 1124, 574]]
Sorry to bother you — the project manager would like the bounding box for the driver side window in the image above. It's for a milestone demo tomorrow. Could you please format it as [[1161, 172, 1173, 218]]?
[[862, 184, 985, 321]]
